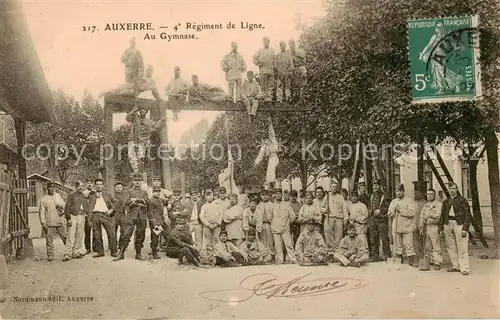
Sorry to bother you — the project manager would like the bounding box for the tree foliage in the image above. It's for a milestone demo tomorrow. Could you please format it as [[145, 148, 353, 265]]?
[[26, 89, 104, 185]]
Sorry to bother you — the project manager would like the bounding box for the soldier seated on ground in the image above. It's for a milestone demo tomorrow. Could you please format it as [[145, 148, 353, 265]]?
[[334, 223, 370, 268], [238, 228, 271, 265], [166, 217, 201, 266], [295, 223, 328, 266], [214, 230, 248, 267]]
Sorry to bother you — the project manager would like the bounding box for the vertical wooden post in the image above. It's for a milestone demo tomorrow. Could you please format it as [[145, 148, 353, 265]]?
[[104, 104, 115, 192], [417, 135, 425, 185], [160, 101, 172, 190], [14, 120, 26, 180], [149, 105, 162, 182]]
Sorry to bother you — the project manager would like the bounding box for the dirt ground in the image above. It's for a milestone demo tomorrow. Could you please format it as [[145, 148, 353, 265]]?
[[1, 232, 499, 319]]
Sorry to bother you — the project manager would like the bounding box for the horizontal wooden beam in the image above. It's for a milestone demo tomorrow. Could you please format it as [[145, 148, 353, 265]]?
[[104, 93, 312, 113]]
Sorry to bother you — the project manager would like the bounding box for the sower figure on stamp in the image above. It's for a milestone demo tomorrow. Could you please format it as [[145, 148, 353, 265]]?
[[253, 36, 276, 102], [369, 179, 391, 262], [114, 173, 150, 261], [39, 182, 67, 261], [418, 188, 443, 270], [288, 39, 307, 102], [221, 41, 247, 102], [63, 180, 87, 261], [125, 106, 166, 173], [166, 217, 201, 266], [295, 222, 328, 266], [87, 178, 117, 258], [418, 22, 462, 95], [388, 183, 419, 267], [334, 223, 370, 268], [275, 40, 294, 103], [239, 228, 272, 265], [165, 66, 189, 121], [241, 71, 262, 121]]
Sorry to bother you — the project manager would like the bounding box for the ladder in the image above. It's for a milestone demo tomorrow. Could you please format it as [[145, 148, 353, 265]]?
[[424, 144, 488, 247]]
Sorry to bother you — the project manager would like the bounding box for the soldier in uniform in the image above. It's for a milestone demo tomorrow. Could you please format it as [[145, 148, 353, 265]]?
[[149, 186, 169, 259], [167, 189, 190, 223], [114, 173, 149, 261], [253, 37, 276, 101], [369, 179, 391, 261], [275, 40, 294, 103]]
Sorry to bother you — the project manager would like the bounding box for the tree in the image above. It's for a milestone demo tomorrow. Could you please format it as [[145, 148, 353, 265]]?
[[26, 89, 104, 185]]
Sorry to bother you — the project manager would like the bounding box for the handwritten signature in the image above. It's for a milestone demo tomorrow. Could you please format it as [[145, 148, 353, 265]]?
[[199, 273, 369, 303]]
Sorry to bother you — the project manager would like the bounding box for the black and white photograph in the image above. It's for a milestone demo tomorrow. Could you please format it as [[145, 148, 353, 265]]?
[[0, 0, 499, 318]]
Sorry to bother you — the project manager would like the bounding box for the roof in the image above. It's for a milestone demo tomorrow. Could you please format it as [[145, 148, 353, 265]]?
[[0, 1, 56, 124], [27, 173, 51, 182]]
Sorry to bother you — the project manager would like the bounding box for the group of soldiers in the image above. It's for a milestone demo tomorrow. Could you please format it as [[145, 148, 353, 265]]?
[[38, 172, 472, 274]]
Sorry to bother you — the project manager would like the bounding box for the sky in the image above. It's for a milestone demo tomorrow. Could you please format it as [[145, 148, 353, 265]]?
[[22, 0, 325, 145]]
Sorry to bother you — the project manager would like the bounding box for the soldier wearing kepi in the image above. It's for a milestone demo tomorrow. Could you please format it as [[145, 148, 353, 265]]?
[[253, 37, 276, 101], [114, 172, 150, 261], [167, 189, 190, 223], [369, 179, 391, 261], [388, 183, 418, 267], [148, 186, 169, 259]]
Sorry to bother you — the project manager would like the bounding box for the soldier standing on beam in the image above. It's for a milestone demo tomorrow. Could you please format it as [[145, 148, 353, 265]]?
[[221, 41, 247, 102], [275, 41, 294, 103], [289, 39, 307, 102], [253, 37, 276, 102]]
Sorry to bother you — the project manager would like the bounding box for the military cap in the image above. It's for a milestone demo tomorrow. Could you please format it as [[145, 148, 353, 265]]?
[[114, 181, 123, 186], [373, 179, 382, 185], [229, 193, 238, 200], [47, 182, 58, 187], [152, 186, 162, 192], [219, 187, 227, 193], [190, 188, 198, 195], [153, 175, 162, 181], [290, 190, 298, 197], [247, 228, 256, 236], [173, 189, 181, 195], [132, 173, 142, 180], [274, 188, 283, 193], [219, 230, 228, 236], [260, 189, 269, 195], [396, 183, 405, 192], [351, 190, 358, 196], [358, 182, 366, 187]]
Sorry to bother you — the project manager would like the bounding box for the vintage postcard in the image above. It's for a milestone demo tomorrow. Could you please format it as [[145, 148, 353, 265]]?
[[0, 0, 499, 319]]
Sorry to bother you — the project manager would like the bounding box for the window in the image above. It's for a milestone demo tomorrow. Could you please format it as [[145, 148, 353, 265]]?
[[461, 163, 471, 200], [424, 163, 433, 190], [394, 163, 401, 187], [28, 180, 37, 207]]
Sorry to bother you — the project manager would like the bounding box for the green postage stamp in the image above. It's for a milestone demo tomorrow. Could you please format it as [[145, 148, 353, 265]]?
[[407, 16, 482, 104]]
